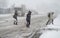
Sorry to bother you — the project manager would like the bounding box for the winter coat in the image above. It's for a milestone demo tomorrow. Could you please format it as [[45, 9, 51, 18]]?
[[26, 11, 31, 22], [13, 10, 18, 19], [48, 12, 54, 20]]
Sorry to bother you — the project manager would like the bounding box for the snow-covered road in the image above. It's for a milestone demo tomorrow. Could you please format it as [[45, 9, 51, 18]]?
[[0, 15, 48, 38]]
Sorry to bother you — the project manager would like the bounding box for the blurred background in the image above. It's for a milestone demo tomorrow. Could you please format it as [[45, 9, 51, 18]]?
[[0, 0, 60, 15]]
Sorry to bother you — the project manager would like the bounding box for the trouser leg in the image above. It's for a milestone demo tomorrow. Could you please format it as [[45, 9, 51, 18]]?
[[52, 19, 53, 24], [15, 18, 18, 25], [14, 17, 18, 25], [46, 19, 50, 25], [26, 22, 29, 27], [14, 21, 15, 24], [26, 21, 30, 27], [14, 18, 16, 25]]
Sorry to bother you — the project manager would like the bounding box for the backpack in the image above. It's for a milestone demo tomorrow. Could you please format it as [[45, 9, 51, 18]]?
[[13, 15, 15, 18]]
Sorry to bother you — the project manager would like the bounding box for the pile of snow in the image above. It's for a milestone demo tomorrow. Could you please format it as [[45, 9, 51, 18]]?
[[39, 14, 60, 38], [40, 31, 60, 38]]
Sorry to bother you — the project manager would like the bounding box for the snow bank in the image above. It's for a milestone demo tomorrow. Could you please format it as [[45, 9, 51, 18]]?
[[40, 31, 60, 38], [39, 14, 60, 38]]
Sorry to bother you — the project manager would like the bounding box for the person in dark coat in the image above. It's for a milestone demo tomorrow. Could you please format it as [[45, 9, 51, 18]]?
[[26, 11, 32, 28], [13, 10, 18, 25]]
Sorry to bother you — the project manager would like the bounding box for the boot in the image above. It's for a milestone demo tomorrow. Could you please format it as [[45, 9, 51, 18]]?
[[26, 24, 29, 28], [16, 22, 17, 25]]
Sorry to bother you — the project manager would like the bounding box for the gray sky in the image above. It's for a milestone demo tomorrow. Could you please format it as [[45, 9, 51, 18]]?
[[0, 0, 60, 14]]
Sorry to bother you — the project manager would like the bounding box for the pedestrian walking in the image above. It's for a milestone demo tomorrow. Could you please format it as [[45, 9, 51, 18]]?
[[46, 12, 54, 25], [26, 11, 32, 28], [13, 10, 18, 25]]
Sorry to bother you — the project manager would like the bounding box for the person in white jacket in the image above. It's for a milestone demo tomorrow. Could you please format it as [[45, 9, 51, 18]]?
[[46, 12, 54, 25]]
